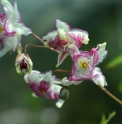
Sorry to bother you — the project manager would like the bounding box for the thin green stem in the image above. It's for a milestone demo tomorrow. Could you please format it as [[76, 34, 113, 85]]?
[[31, 32, 45, 45], [106, 111, 116, 123], [53, 69, 122, 106], [53, 69, 71, 73], [24, 43, 59, 53], [98, 85, 122, 105], [24, 44, 45, 53]]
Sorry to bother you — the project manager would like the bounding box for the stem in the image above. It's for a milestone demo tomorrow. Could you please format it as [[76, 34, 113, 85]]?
[[24, 44, 45, 53], [31, 32, 45, 45], [53, 69, 71, 73], [53, 69, 122, 106], [53, 69, 122, 105], [98, 85, 122, 105], [24, 43, 59, 53], [106, 111, 116, 123]]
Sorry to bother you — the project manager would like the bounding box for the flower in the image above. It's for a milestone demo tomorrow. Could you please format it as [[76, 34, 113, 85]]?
[[42, 19, 89, 67], [24, 70, 68, 108], [15, 53, 33, 74], [62, 43, 108, 87], [0, 0, 31, 57]]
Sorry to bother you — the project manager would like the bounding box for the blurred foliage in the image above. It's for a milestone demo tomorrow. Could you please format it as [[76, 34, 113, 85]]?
[[119, 80, 122, 93], [106, 54, 122, 68], [100, 111, 116, 124]]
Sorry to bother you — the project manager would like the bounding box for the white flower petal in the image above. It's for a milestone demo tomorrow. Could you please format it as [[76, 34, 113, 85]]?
[[32, 93, 38, 98], [56, 19, 70, 32], [4, 36, 20, 51], [42, 31, 57, 41], [12, 0, 21, 23], [41, 71, 53, 83], [24, 74, 28, 83], [68, 44, 80, 58], [95, 42, 107, 66], [53, 84, 62, 94], [0, 45, 10, 57], [56, 99, 64, 108], [62, 77, 81, 86], [67, 30, 89, 45], [56, 51, 68, 67], [14, 23, 32, 36], [92, 67, 107, 87], [1, 0, 13, 19], [24, 70, 41, 84]]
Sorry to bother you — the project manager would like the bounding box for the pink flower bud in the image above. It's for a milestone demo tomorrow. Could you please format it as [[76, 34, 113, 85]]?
[[15, 53, 33, 74]]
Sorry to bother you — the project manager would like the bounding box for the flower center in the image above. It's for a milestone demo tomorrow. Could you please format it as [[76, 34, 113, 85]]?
[[20, 59, 27, 71], [41, 90, 45, 94], [0, 27, 4, 32], [80, 61, 88, 68]]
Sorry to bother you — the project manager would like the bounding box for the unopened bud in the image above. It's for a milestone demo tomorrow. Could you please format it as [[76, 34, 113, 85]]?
[[15, 53, 33, 74], [16, 43, 22, 54], [59, 87, 69, 100]]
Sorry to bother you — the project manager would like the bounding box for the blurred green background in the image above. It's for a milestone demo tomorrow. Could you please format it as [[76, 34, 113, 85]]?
[[0, 0, 122, 124]]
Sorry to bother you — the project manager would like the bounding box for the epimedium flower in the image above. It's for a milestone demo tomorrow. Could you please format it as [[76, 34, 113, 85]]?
[[62, 43, 108, 87], [15, 53, 33, 74], [42, 19, 89, 67], [0, 0, 31, 57], [24, 70, 69, 108]]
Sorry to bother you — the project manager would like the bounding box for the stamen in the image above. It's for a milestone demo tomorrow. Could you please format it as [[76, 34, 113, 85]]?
[[0, 27, 4, 32], [80, 61, 88, 68], [41, 90, 45, 94]]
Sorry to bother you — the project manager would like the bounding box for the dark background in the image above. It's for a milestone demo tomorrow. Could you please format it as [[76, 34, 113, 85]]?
[[0, 0, 122, 124]]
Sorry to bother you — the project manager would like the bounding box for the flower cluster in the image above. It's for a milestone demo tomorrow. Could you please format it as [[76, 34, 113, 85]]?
[[24, 70, 69, 108], [42, 19, 89, 67], [1, 0, 108, 108], [0, 0, 31, 57], [42, 20, 107, 88]]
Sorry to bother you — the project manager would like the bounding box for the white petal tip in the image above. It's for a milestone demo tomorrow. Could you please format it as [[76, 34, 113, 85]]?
[[97, 81, 107, 88], [61, 77, 67, 84], [24, 75, 28, 83], [32, 93, 38, 98], [83, 36, 89, 45], [100, 42, 107, 47], [56, 64, 59, 68], [56, 100, 64, 108]]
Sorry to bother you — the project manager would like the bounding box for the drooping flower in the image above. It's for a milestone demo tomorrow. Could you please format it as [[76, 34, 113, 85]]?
[[0, 0, 31, 57], [15, 53, 33, 74], [42, 19, 89, 67], [24, 70, 69, 108], [62, 43, 108, 87]]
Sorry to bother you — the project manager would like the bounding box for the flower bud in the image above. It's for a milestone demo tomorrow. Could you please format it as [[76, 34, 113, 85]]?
[[59, 87, 69, 100], [16, 43, 22, 54], [15, 53, 33, 74]]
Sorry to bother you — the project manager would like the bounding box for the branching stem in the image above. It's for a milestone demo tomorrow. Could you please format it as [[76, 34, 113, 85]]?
[[24, 44, 59, 53], [53, 69, 122, 106], [31, 32, 45, 44]]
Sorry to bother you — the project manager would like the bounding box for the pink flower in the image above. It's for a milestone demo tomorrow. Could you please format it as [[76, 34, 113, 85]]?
[[0, 0, 31, 57], [42, 19, 89, 67], [24, 70, 68, 108], [62, 43, 107, 87]]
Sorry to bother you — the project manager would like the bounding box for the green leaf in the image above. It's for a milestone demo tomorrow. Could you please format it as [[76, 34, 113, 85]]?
[[106, 55, 122, 68], [100, 115, 107, 124], [99, 111, 116, 124], [119, 80, 122, 92]]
